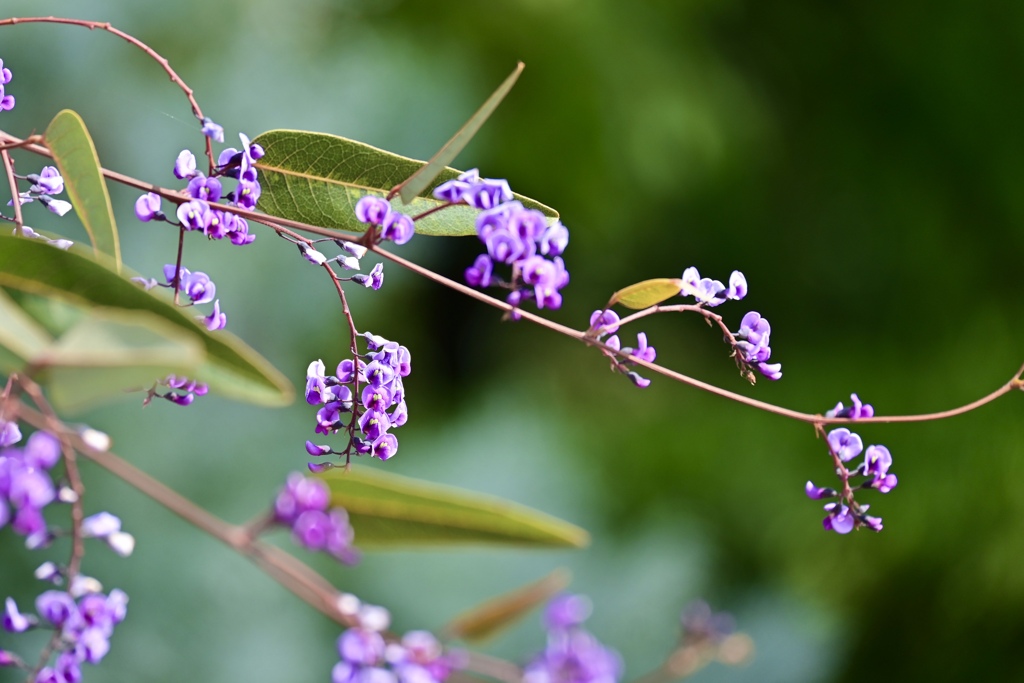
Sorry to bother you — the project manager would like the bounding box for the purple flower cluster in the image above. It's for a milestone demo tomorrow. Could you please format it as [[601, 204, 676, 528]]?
[[0, 57, 14, 112], [354, 196, 415, 245], [435, 169, 570, 312], [145, 374, 209, 407], [734, 311, 782, 381], [2, 586, 128, 680], [131, 265, 227, 331], [332, 618, 461, 683], [523, 595, 622, 683], [0, 428, 61, 549], [806, 395, 896, 533], [134, 133, 263, 246], [9, 165, 73, 218], [273, 472, 358, 564], [679, 267, 746, 307], [304, 332, 411, 465], [587, 309, 657, 388]]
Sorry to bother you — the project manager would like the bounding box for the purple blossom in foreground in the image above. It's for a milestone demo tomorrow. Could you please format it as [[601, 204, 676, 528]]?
[[273, 472, 358, 564], [354, 196, 415, 245], [523, 594, 622, 683], [806, 404, 897, 533], [1, 429, 61, 547]]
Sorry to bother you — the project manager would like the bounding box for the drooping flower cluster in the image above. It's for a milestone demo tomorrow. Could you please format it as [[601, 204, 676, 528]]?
[[2, 586, 129, 680], [272, 472, 358, 565], [0, 428, 61, 548], [434, 169, 570, 312], [133, 133, 262, 246], [304, 332, 411, 466], [132, 265, 227, 331], [733, 311, 781, 382], [806, 395, 896, 533], [331, 608, 462, 683], [0, 58, 14, 112], [523, 594, 622, 683], [587, 309, 658, 388], [354, 196, 415, 245], [1, 417, 133, 681], [142, 374, 210, 407]]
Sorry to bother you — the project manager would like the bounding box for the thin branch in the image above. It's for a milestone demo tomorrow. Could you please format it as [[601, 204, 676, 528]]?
[[1, 147, 23, 231]]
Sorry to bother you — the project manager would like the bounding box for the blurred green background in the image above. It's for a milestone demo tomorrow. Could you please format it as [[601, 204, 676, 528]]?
[[3, 1, 1024, 681]]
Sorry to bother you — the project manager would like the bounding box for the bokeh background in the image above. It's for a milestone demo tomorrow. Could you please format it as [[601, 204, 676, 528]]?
[[3, 1, 1024, 681]]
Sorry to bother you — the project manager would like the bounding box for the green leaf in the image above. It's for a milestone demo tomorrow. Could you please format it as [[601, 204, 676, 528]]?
[[252, 129, 558, 237], [0, 288, 52, 368], [0, 235, 293, 407], [443, 568, 570, 643], [43, 309, 205, 412], [320, 466, 589, 549], [608, 278, 684, 309], [397, 63, 524, 204], [44, 110, 122, 270]]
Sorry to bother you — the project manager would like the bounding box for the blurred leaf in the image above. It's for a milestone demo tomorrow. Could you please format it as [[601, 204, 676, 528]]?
[[0, 235, 293, 407], [43, 110, 122, 270], [609, 278, 684, 309], [252, 129, 558, 237], [396, 62, 524, 204], [443, 568, 570, 642], [0, 288, 52, 368], [43, 309, 205, 412], [320, 466, 589, 548]]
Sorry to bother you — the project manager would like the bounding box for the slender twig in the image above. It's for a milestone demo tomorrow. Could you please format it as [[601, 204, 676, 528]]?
[[1, 147, 24, 232], [1, 128, 1020, 428], [0, 17, 215, 168]]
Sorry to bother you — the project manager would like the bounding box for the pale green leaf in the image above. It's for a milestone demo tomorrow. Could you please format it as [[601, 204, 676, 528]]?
[[44, 110, 122, 270], [609, 278, 684, 309], [320, 466, 589, 549]]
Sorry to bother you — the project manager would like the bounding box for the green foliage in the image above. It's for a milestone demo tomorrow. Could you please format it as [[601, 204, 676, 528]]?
[[608, 278, 684, 310], [320, 465, 589, 548], [252, 129, 558, 237], [43, 110, 121, 270], [0, 235, 292, 409]]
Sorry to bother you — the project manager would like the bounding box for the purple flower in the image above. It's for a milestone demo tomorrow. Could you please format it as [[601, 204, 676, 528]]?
[[134, 193, 163, 222], [757, 362, 782, 381], [201, 117, 224, 143], [826, 393, 875, 420], [187, 174, 222, 203], [462, 253, 495, 288], [826, 428, 863, 462], [36, 591, 77, 627], [30, 167, 64, 195], [804, 481, 836, 500], [0, 59, 11, 85], [623, 333, 656, 363], [81, 512, 121, 539], [863, 445, 892, 478], [173, 150, 198, 179], [524, 595, 622, 683], [465, 178, 512, 210], [177, 199, 212, 232], [679, 267, 728, 306], [545, 594, 592, 630], [2, 597, 31, 632], [727, 271, 748, 300], [539, 220, 569, 257], [40, 197, 73, 217], [737, 311, 771, 347], [225, 214, 255, 245], [182, 271, 216, 305], [355, 196, 392, 226], [371, 434, 398, 461], [0, 420, 22, 447], [432, 178, 471, 204], [306, 359, 327, 405], [822, 502, 855, 534], [381, 211, 415, 245], [201, 300, 227, 331]]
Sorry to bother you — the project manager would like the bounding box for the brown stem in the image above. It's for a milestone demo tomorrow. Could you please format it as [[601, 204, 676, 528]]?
[[1, 147, 23, 231], [0, 17, 215, 168]]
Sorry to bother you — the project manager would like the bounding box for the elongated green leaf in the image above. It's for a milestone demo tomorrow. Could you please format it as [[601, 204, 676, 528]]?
[[443, 568, 570, 642], [320, 466, 589, 549], [0, 288, 52, 366], [44, 110, 122, 270], [397, 63, 524, 204], [252, 129, 558, 237], [44, 309, 205, 412], [609, 278, 684, 310], [0, 235, 293, 407]]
